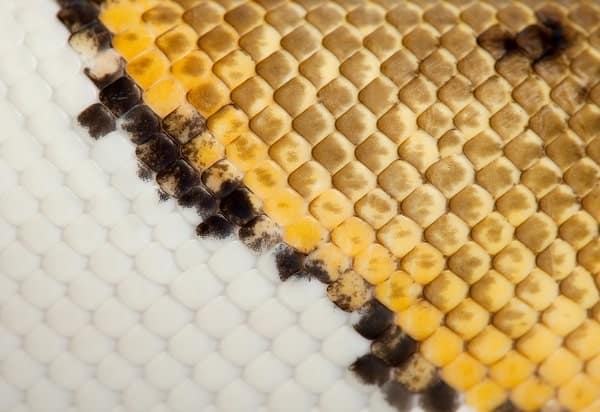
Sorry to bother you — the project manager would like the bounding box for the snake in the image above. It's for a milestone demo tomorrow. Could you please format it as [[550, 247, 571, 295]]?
[[56, 0, 600, 410]]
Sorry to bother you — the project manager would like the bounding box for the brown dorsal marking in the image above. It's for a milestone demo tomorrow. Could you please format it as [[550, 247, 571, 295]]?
[[478, 8, 576, 65]]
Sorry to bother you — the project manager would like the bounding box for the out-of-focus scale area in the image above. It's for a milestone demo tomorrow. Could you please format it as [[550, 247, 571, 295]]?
[[0, 1, 422, 411]]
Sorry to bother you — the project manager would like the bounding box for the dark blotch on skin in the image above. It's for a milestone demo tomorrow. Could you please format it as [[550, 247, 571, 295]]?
[[196, 214, 235, 239], [100, 77, 142, 117], [275, 244, 306, 281], [57, 2, 99, 33], [353, 300, 394, 340], [121, 105, 162, 145], [135, 132, 179, 172], [535, 8, 574, 59], [420, 379, 459, 412], [220, 188, 260, 226], [77, 103, 116, 139], [350, 354, 391, 386], [382, 380, 414, 412], [371, 326, 417, 366], [156, 160, 201, 198], [516, 25, 551, 61], [517, 17, 574, 63], [178, 186, 218, 219], [477, 12, 574, 65]]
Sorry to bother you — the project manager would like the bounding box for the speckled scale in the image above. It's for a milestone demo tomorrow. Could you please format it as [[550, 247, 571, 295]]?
[[135, 132, 179, 172], [238, 215, 282, 253], [196, 214, 235, 239], [200, 160, 242, 198], [121, 105, 162, 145], [371, 326, 418, 367], [162, 104, 206, 145], [274, 244, 305, 281], [156, 159, 200, 198], [303, 257, 336, 284], [177, 185, 218, 219]]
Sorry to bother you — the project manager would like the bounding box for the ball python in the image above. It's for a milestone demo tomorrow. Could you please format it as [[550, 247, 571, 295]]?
[[57, 0, 600, 410]]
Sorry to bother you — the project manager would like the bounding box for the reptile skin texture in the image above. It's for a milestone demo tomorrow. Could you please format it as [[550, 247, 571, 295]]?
[[55, 0, 600, 411]]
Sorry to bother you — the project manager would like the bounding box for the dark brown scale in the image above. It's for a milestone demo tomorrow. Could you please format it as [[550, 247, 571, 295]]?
[[535, 7, 574, 59], [178, 186, 218, 218], [220, 188, 261, 226], [353, 300, 394, 340], [515, 25, 553, 61], [238, 215, 282, 253], [382, 381, 414, 412], [350, 354, 391, 386], [135, 132, 179, 172], [492, 400, 522, 412], [162, 105, 206, 144], [57, 2, 99, 33], [275, 244, 306, 281], [100, 77, 142, 117], [196, 214, 235, 239], [371, 326, 417, 366], [77, 103, 116, 139], [156, 160, 201, 198], [121, 105, 162, 145], [420, 379, 459, 412], [477, 24, 517, 59]]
